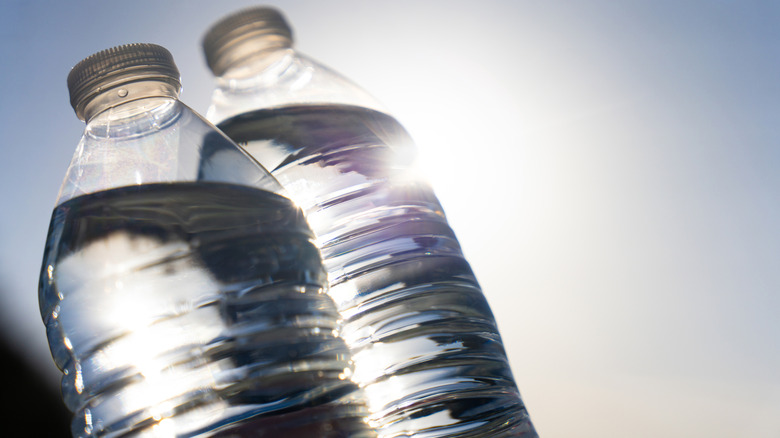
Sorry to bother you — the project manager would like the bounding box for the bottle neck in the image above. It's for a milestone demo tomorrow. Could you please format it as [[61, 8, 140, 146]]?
[[82, 80, 181, 123], [84, 81, 182, 138]]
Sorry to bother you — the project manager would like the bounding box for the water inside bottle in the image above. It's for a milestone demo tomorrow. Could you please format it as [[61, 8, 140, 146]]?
[[219, 105, 535, 437], [39, 182, 374, 437]]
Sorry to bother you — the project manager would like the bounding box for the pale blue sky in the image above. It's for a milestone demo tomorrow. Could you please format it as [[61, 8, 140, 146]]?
[[1, 1, 778, 436]]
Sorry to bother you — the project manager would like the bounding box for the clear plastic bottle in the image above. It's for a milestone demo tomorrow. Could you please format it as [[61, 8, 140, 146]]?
[[39, 43, 375, 438], [203, 8, 537, 438]]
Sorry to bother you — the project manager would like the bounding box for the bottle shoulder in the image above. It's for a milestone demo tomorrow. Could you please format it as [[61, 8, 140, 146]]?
[[56, 99, 282, 206], [207, 52, 388, 124]]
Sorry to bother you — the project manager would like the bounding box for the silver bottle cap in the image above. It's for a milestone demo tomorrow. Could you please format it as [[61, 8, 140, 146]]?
[[67, 43, 181, 121], [202, 7, 294, 77]]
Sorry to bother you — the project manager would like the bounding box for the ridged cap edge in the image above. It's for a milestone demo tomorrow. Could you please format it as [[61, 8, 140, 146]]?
[[67, 43, 181, 119], [202, 7, 293, 76]]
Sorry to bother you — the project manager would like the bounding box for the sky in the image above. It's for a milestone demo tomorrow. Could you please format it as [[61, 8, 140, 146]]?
[[0, 1, 778, 436]]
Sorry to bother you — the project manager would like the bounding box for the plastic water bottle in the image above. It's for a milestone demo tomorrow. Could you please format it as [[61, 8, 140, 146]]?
[[39, 43, 375, 438], [203, 8, 537, 437]]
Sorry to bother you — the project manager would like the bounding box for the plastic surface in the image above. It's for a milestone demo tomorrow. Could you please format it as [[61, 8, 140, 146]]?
[[204, 8, 538, 437], [40, 43, 373, 437], [55, 95, 282, 205]]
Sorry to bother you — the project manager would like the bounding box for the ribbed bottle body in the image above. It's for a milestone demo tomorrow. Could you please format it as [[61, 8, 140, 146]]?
[[40, 182, 375, 437], [219, 104, 535, 437]]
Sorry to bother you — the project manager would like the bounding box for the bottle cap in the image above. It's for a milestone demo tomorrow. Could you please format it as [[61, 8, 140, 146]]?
[[67, 43, 181, 121], [202, 6, 293, 76]]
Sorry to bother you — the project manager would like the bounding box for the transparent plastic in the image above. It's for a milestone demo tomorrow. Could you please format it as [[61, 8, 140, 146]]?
[[205, 9, 537, 438], [40, 44, 374, 437], [207, 48, 388, 125]]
